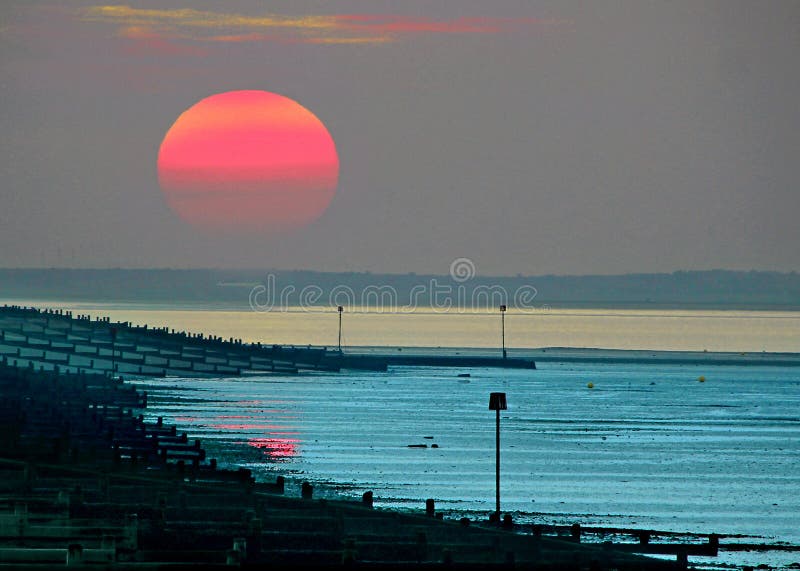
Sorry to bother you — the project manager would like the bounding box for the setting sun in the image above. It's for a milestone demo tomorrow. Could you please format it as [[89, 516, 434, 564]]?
[[157, 90, 339, 233]]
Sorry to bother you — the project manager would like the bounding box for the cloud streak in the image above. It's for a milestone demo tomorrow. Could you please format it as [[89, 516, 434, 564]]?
[[80, 5, 561, 47]]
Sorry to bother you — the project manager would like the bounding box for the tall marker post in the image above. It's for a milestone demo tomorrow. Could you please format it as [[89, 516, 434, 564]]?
[[500, 304, 507, 359], [489, 392, 508, 518], [337, 306, 343, 352]]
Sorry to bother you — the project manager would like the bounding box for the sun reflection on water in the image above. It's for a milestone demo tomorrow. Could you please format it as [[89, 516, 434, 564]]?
[[247, 437, 300, 459]]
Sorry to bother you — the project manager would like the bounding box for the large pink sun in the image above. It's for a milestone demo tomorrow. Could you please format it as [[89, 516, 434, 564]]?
[[157, 90, 339, 233]]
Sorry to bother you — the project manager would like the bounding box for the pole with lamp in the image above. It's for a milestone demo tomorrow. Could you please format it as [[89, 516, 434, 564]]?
[[488, 392, 507, 520], [337, 306, 343, 352], [500, 304, 507, 359]]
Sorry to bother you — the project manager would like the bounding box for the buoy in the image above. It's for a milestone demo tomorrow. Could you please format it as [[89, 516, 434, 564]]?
[[587, 382, 594, 389], [698, 376, 706, 382]]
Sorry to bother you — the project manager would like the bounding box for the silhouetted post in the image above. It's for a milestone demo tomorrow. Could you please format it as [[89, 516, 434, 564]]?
[[337, 306, 343, 352], [425, 498, 435, 517], [571, 523, 582, 542], [500, 305, 507, 359], [362, 491, 373, 508], [489, 392, 507, 517]]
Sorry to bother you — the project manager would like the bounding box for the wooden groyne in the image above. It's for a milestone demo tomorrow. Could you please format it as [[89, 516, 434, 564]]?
[[0, 351, 682, 569]]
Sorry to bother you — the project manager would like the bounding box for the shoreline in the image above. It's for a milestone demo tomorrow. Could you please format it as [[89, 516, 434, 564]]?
[[4, 296, 800, 313]]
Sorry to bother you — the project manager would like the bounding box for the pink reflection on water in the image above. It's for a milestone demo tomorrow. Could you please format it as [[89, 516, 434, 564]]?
[[235, 400, 294, 405], [248, 437, 300, 459], [211, 423, 300, 433]]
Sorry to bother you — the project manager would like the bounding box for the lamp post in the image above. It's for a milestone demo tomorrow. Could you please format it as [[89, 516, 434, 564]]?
[[488, 392, 507, 518], [337, 306, 343, 352], [500, 304, 507, 359]]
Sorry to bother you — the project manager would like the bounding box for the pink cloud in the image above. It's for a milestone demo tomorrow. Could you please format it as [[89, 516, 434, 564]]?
[[117, 24, 207, 57], [78, 6, 564, 47], [334, 15, 532, 35]]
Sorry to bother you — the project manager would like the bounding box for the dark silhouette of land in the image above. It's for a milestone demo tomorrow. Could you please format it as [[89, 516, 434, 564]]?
[[1, 268, 798, 309]]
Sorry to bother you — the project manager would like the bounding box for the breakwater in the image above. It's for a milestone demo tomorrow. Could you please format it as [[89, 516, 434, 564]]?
[[333, 352, 536, 370]]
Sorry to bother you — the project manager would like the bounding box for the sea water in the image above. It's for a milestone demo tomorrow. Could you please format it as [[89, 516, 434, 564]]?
[[131, 360, 800, 569]]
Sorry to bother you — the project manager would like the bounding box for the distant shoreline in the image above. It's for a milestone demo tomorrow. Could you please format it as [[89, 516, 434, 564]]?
[[1, 268, 799, 311], [3, 297, 800, 313]]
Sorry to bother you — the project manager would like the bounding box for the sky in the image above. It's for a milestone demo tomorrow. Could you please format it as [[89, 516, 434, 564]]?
[[1, 1, 799, 276]]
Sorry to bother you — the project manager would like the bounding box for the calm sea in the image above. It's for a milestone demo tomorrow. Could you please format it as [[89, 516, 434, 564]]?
[[6, 301, 800, 568], [131, 363, 799, 569], [8, 301, 800, 353]]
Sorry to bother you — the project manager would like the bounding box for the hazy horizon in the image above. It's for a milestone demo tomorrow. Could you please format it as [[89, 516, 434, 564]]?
[[2, 268, 798, 311]]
